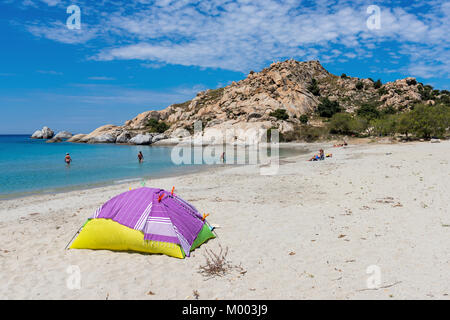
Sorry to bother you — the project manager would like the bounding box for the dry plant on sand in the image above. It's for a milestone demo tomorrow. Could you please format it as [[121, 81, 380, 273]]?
[[198, 244, 246, 280]]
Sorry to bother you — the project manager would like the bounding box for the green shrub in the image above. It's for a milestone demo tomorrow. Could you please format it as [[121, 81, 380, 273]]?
[[341, 73, 348, 79], [378, 87, 388, 96], [299, 114, 309, 124], [351, 117, 369, 134], [374, 79, 383, 89], [155, 122, 170, 133], [380, 106, 397, 116], [172, 100, 191, 109], [147, 118, 159, 128], [329, 113, 354, 135], [356, 103, 381, 120], [395, 112, 413, 138], [356, 81, 364, 90], [328, 113, 369, 136], [269, 109, 289, 120], [317, 97, 341, 118], [371, 116, 397, 136], [277, 124, 329, 142], [408, 104, 450, 139], [436, 94, 450, 106], [296, 125, 329, 142], [308, 78, 320, 96], [147, 119, 170, 133], [418, 85, 434, 100]]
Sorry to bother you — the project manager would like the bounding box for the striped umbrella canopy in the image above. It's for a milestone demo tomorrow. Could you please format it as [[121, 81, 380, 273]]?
[[70, 187, 214, 258]]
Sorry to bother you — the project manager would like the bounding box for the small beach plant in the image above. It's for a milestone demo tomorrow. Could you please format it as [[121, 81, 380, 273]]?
[[198, 244, 246, 280]]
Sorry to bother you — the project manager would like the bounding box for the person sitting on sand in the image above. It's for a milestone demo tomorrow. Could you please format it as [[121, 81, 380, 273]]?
[[308, 149, 325, 161], [65, 153, 72, 165], [138, 151, 144, 163]]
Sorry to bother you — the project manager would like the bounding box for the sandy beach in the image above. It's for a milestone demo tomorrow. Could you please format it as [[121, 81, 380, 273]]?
[[0, 140, 449, 300]]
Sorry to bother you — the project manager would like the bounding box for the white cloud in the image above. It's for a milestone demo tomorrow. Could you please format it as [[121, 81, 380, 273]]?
[[400, 44, 450, 79], [140, 62, 167, 69], [37, 70, 63, 75], [63, 83, 206, 106], [19, 0, 62, 8], [39, 0, 61, 6], [27, 21, 98, 44], [14, 0, 450, 78], [90, 1, 449, 73], [88, 76, 116, 81]]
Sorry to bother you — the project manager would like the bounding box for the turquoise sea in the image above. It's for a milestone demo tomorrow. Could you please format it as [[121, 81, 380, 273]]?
[[0, 135, 305, 199]]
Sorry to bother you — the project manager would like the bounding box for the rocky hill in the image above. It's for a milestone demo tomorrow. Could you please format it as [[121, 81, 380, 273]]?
[[69, 59, 448, 144]]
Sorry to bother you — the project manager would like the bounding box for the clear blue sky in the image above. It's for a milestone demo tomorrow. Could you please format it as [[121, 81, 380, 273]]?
[[0, 0, 448, 134]]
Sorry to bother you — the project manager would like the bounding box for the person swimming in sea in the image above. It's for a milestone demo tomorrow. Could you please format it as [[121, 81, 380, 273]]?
[[138, 151, 144, 163], [65, 153, 72, 165]]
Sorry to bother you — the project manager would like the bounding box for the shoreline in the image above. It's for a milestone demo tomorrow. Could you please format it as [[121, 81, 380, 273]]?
[[0, 162, 214, 202], [0, 143, 314, 202]]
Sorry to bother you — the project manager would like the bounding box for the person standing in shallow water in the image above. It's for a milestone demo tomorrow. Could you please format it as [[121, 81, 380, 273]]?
[[65, 153, 72, 165], [138, 151, 144, 163]]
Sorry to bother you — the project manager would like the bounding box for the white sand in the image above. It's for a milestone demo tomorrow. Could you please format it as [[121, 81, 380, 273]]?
[[0, 140, 449, 300]]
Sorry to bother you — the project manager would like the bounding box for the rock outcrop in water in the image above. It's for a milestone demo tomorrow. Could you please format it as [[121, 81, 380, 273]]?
[[31, 126, 54, 139], [54, 131, 73, 140], [129, 133, 153, 145], [73, 59, 445, 145], [46, 131, 73, 143]]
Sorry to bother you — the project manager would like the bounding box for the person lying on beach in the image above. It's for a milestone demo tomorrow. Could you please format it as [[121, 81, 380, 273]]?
[[333, 141, 348, 147], [138, 151, 144, 163], [65, 153, 72, 165]]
